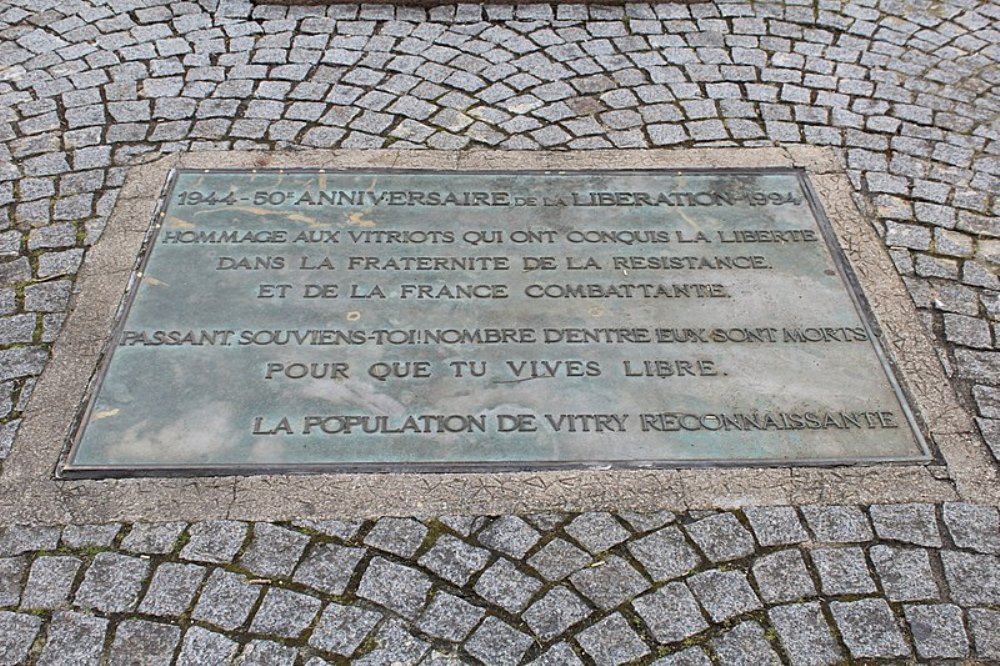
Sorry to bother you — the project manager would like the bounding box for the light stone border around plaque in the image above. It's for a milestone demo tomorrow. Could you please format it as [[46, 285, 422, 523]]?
[[3, 148, 996, 525]]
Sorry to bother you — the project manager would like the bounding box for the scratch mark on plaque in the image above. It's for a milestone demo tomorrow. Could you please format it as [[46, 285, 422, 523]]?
[[143, 276, 167, 286], [93, 408, 120, 420], [284, 212, 326, 228]]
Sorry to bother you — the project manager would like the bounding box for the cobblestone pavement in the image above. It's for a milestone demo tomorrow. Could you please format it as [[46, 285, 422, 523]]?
[[1, 0, 999, 662], [0, 505, 999, 664]]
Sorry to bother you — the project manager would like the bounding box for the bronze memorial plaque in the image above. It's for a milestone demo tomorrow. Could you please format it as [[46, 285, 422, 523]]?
[[62, 168, 930, 477]]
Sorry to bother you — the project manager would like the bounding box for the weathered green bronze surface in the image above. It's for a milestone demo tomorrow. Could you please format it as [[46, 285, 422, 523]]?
[[64, 169, 928, 476]]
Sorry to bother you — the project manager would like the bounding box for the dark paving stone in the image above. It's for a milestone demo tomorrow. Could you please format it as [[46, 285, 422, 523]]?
[[940, 550, 1000, 605], [74, 552, 149, 613], [357, 557, 432, 619], [801, 506, 873, 543], [138, 562, 206, 617], [905, 603, 969, 659], [108, 619, 181, 666], [0, 611, 42, 666], [419, 534, 491, 586], [20, 556, 80, 610], [751, 549, 817, 603], [870, 503, 942, 547], [120, 522, 187, 555], [744, 506, 808, 546], [627, 525, 701, 582], [293, 542, 366, 595], [869, 545, 938, 601], [687, 569, 761, 623], [830, 598, 910, 659], [632, 581, 708, 644], [527, 537, 591, 582], [309, 602, 382, 658], [569, 555, 649, 610], [685, 512, 756, 562], [239, 523, 310, 578], [36, 611, 107, 666], [810, 547, 876, 595], [769, 602, 844, 666], [363, 517, 429, 558], [416, 591, 485, 642], [575, 613, 650, 666], [176, 626, 238, 666], [476, 516, 540, 559], [563, 512, 631, 553], [249, 587, 321, 638], [464, 616, 533, 666], [190, 569, 262, 631], [523, 586, 592, 640], [711, 620, 781, 665], [473, 557, 542, 612], [179, 520, 247, 564]]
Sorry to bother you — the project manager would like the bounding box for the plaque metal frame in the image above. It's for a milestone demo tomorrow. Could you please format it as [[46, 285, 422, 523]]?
[[59, 166, 931, 478]]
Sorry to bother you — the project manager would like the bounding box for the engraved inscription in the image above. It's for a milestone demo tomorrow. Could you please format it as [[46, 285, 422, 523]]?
[[64, 169, 927, 475]]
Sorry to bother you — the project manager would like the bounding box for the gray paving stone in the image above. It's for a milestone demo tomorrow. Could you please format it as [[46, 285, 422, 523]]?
[[712, 620, 781, 665], [905, 603, 969, 659], [37, 611, 107, 666], [364, 517, 429, 557], [527, 537, 591, 582], [239, 523, 310, 578], [810, 547, 876, 595], [60, 524, 120, 549], [20, 556, 81, 610], [293, 542, 365, 595], [687, 569, 761, 622], [0, 558, 24, 607], [249, 587, 321, 638], [830, 598, 910, 659], [476, 516, 540, 558], [355, 618, 430, 666], [576, 613, 650, 666], [752, 549, 817, 603], [569, 555, 649, 610], [108, 619, 181, 666], [180, 520, 247, 564], [627, 525, 701, 581], [191, 569, 262, 631], [769, 602, 844, 666], [418, 534, 490, 586], [416, 591, 485, 642], [743, 506, 808, 546], [801, 505, 873, 543], [0, 612, 40, 666], [139, 563, 205, 617], [528, 642, 585, 666], [618, 510, 676, 533], [869, 545, 938, 601], [310, 602, 382, 657], [473, 557, 542, 612], [236, 639, 297, 666], [74, 552, 148, 613], [465, 616, 533, 666], [523, 586, 591, 640], [0, 526, 60, 556], [870, 503, 942, 547], [176, 626, 238, 666], [685, 513, 756, 561], [969, 608, 1000, 660], [357, 557, 431, 619], [941, 550, 1000, 605], [564, 512, 631, 553], [942, 502, 1000, 554], [632, 581, 708, 644]]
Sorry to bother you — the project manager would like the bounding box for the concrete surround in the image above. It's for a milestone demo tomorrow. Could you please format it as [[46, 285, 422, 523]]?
[[5, 147, 994, 525]]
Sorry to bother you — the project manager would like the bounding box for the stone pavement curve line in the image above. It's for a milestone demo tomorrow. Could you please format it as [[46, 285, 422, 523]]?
[[0, 0, 999, 662]]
